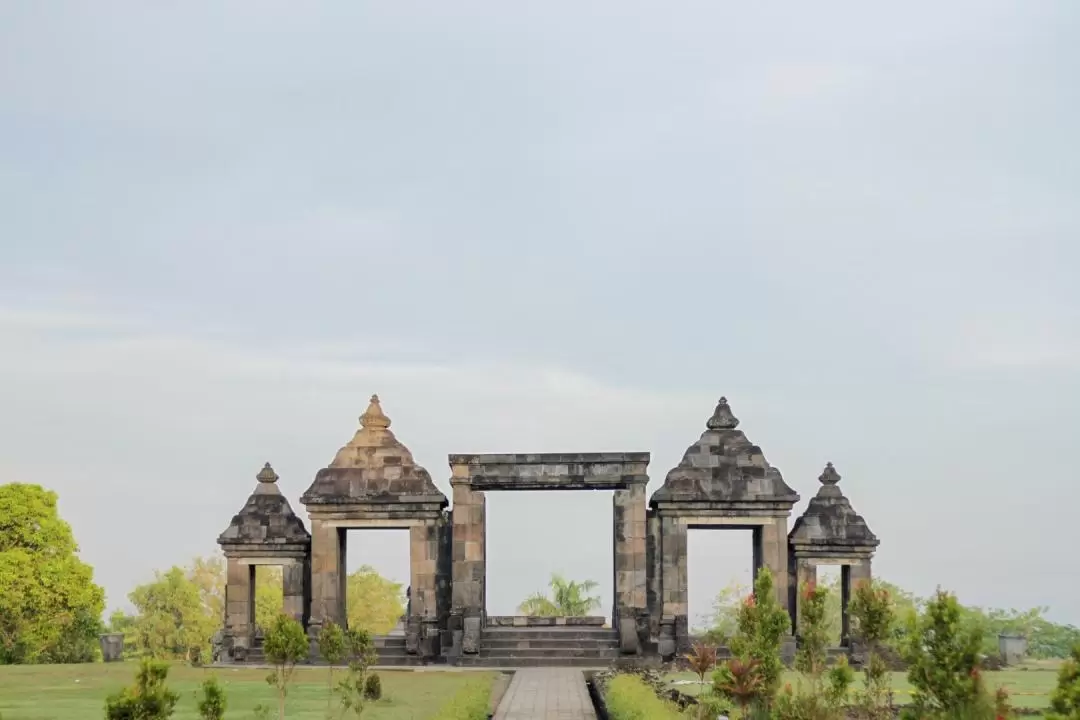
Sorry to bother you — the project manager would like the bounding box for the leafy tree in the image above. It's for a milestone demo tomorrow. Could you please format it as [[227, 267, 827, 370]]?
[[336, 627, 378, 719], [1047, 643, 1080, 720], [196, 676, 227, 720], [713, 567, 790, 711], [262, 614, 309, 720], [700, 581, 750, 644], [0, 483, 105, 664], [901, 588, 1001, 719], [129, 566, 214, 662], [848, 580, 896, 719], [104, 658, 180, 720], [518, 573, 601, 617], [775, 580, 853, 720], [318, 621, 346, 714], [187, 555, 225, 623], [346, 565, 405, 635], [254, 566, 284, 634]]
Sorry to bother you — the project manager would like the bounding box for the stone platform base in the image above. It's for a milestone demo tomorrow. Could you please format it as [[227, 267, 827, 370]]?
[[486, 616, 608, 627]]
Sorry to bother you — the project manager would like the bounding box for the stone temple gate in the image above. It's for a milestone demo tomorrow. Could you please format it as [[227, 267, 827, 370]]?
[[216, 395, 879, 666]]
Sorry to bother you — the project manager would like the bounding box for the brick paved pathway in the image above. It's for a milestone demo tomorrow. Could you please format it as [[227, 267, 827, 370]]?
[[494, 667, 598, 719]]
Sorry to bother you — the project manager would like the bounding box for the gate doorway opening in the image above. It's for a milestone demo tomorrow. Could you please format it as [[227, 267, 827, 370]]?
[[343, 528, 409, 636], [687, 528, 755, 638], [486, 490, 613, 621]]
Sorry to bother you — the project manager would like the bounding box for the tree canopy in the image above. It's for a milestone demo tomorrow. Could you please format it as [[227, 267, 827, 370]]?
[[0, 483, 105, 664], [703, 575, 1080, 659], [518, 574, 602, 617]]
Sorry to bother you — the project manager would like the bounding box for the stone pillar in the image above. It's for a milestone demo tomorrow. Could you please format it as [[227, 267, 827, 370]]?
[[282, 560, 306, 626], [613, 483, 647, 654], [646, 510, 661, 642], [659, 514, 688, 656], [224, 558, 254, 657], [436, 511, 454, 654], [793, 559, 818, 637], [759, 517, 790, 615], [450, 479, 485, 655], [409, 521, 441, 660], [842, 559, 872, 646], [309, 519, 344, 632]]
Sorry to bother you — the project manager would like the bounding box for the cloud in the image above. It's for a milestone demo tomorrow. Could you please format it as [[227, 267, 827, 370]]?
[[946, 319, 1080, 370]]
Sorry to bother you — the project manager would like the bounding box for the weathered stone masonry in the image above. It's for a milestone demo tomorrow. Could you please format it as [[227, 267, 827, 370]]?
[[215, 395, 880, 665]]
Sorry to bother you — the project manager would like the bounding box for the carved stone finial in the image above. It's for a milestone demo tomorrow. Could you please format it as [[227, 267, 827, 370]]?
[[819, 462, 841, 486], [706, 397, 739, 430], [359, 394, 391, 430], [257, 462, 279, 484]]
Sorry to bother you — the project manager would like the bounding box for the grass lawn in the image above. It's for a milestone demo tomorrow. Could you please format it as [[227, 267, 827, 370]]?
[[0, 663, 497, 720], [667, 664, 1061, 711]]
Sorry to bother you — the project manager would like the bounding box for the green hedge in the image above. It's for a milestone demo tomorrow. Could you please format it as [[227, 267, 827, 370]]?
[[603, 674, 683, 720], [431, 676, 493, 720]]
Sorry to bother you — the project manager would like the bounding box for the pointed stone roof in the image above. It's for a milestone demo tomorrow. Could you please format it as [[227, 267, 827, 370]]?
[[300, 395, 448, 507], [650, 398, 800, 513], [789, 463, 879, 555], [217, 463, 311, 553]]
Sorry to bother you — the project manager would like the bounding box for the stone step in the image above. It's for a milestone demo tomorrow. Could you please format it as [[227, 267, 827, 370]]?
[[481, 628, 619, 641], [478, 647, 621, 659], [483, 637, 620, 650], [455, 655, 613, 668], [374, 638, 407, 648]]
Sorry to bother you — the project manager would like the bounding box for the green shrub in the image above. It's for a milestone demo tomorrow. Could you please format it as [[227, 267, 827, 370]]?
[[712, 567, 790, 715], [1047, 643, 1080, 720], [604, 674, 682, 720], [430, 677, 493, 720], [196, 676, 227, 720], [104, 658, 180, 720], [363, 672, 382, 701], [262, 614, 309, 720], [901, 589, 1006, 720]]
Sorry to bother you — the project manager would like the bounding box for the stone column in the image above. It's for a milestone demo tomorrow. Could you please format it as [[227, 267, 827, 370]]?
[[842, 559, 872, 646], [450, 478, 485, 655], [282, 560, 306, 626], [309, 519, 344, 633], [793, 558, 818, 637], [759, 517, 795, 661], [436, 511, 454, 654], [759, 517, 791, 614], [409, 521, 441, 660], [613, 483, 647, 654], [224, 558, 254, 658], [659, 514, 688, 655], [646, 510, 661, 642]]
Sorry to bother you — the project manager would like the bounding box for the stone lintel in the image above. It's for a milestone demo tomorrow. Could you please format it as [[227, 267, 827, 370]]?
[[319, 518, 428, 529], [449, 452, 651, 465], [679, 516, 774, 527], [228, 555, 305, 566], [302, 495, 447, 507], [651, 502, 795, 517], [219, 544, 309, 560], [305, 503, 446, 520], [449, 452, 650, 490], [790, 543, 877, 561]]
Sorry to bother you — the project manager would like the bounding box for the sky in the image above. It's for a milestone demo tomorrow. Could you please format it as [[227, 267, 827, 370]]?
[[1, 2, 1078, 626]]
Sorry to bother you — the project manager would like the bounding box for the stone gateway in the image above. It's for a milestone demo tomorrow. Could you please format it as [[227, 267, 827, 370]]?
[[215, 395, 879, 666]]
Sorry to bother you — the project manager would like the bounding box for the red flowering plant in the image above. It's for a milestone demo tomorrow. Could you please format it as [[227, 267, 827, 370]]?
[[849, 579, 897, 719], [713, 567, 790, 712], [773, 579, 853, 720]]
